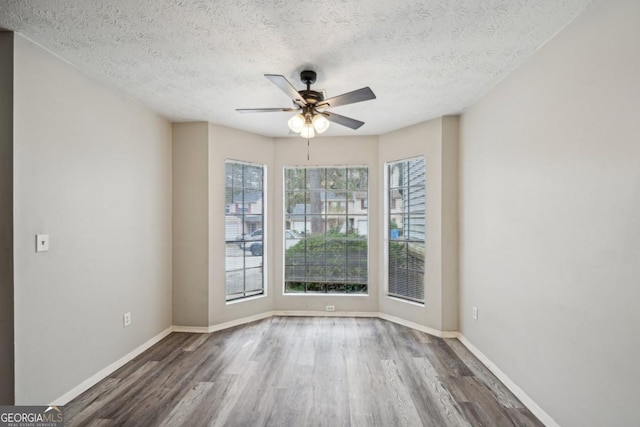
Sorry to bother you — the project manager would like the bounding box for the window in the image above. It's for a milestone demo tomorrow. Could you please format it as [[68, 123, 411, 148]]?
[[225, 161, 265, 301], [284, 167, 368, 294], [387, 157, 426, 303]]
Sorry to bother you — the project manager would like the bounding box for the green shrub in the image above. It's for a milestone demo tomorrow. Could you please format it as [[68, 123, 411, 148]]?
[[284, 232, 367, 293]]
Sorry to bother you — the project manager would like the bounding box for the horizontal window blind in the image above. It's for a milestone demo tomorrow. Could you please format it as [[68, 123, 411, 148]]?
[[387, 157, 426, 303]]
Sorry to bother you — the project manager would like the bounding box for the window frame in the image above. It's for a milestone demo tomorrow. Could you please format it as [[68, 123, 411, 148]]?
[[385, 156, 426, 305], [224, 159, 267, 302], [283, 165, 370, 296]]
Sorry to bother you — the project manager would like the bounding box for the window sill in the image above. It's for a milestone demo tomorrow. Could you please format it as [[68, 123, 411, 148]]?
[[283, 292, 370, 297], [386, 295, 425, 307], [226, 293, 268, 305]]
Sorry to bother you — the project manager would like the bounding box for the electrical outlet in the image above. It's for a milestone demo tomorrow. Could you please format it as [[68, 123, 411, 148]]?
[[36, 234, 50, 252], [326, 305, 335, 312], [472, 306, 478, 321], [123, 312, 132, 327]]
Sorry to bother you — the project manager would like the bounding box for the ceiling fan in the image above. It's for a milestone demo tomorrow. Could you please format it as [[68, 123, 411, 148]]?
[[236, 70, 376, 138]]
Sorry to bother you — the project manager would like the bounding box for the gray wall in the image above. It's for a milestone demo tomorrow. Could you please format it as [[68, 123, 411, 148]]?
[[459, 0, 640, 425], [172, 122, 276, 328], [378, 118, 459, 332], [13, 35, 173, 404], [172, 122, 210, 327], [208, 124, 274, 326], [440, 116, 459, 331], [0, 31, 14, 406]]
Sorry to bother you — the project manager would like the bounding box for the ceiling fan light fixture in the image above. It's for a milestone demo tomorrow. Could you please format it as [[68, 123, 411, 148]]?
[[312, 114, 330, 134], [300, 123, 315, 139], [287, 113, 305, 133]]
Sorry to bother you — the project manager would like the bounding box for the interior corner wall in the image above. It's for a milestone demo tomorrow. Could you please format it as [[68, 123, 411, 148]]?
[[13, 35, 172, 404], [172, 122, 210, 327], [208, 124, 275, 326], [378, 118, 459, 332], [459, 0, 640, 425], [272, 136, 380, 313], [0, 31, 15, 405], [440, 116, 459, 331]]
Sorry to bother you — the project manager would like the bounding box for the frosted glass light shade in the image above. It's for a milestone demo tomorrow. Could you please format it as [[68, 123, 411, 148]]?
[[287, 113, 305, 133], [300, 123, 315, 139], [312, 114, 330, 134]]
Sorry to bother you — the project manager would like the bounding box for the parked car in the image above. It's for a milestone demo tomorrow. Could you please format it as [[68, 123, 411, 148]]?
[[284, 230, 302, 249], [236, 229, 263, 256], [236, 229, 301, 256]]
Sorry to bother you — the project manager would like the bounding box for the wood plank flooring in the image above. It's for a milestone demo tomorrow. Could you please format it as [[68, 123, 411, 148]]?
[[65, 317, 543, 427]]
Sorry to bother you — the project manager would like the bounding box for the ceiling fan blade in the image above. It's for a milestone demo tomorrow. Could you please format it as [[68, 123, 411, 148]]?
[[323, 111, 365, 130], [236, 108, 298, 113], [318, 87, 376, 109], [265, 74, 307, 107]]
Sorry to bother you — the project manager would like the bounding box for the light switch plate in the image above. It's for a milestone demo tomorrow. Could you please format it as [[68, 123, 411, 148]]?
[[36, 234, 50, 252]]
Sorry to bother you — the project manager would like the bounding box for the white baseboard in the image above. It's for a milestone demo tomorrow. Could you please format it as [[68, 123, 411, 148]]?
[[50, 326, 173, 406], [173, 311, 275, 334], [171, 325, 211, 333], [207, 311, 274, 332], [378, 312, 459, 338], [457, 334, 558, 427]]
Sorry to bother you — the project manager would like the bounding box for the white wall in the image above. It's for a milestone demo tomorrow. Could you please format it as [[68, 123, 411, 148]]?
[[0, 31, 14, 405], [13, 35, 173, 404], [378, 117, 459, 332], [272, 136, 380, 313], [459, 0, 640, 425]]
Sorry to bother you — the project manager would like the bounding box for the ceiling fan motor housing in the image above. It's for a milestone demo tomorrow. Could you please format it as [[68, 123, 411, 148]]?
[[298, 70, 323, 105], [299, 90, 324, 105], [300, 70, 317, 85]]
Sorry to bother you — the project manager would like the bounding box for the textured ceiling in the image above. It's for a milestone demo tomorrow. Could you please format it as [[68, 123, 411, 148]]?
[[1, 0, 591, 137]]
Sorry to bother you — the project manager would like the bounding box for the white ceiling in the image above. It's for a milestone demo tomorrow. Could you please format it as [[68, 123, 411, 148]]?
[[1, 0, 591, 137]]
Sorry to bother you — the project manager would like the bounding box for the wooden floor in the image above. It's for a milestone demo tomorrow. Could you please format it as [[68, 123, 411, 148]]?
[[65, 317, 543, 427]]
